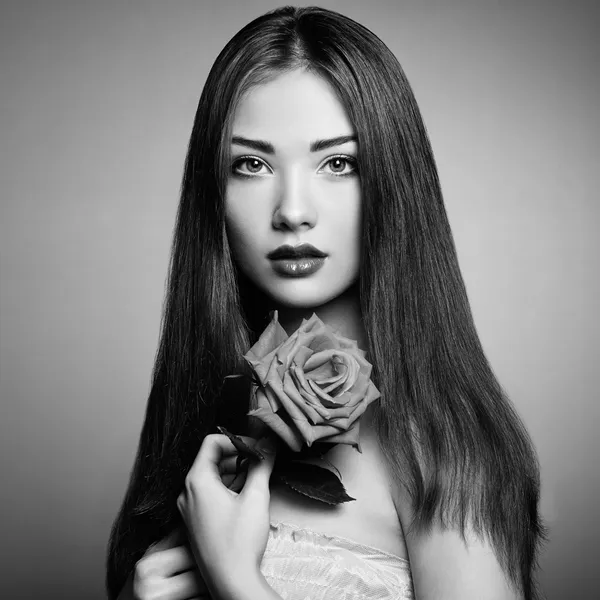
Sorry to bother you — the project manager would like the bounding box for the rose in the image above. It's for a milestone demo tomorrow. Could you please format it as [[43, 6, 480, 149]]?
[[244, 312, 380, 452]]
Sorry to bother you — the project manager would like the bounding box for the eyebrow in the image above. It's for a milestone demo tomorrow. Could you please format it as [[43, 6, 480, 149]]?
[[231, 134, 357, 154]]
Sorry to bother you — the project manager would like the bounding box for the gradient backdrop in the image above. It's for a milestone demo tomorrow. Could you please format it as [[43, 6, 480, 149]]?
[[1, 1, 598, 598]]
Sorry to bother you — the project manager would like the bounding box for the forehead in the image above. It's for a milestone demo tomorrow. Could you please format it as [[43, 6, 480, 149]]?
[[231, 69, 354, 146]]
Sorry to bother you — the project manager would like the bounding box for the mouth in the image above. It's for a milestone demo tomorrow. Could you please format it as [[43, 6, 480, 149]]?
[[267, 243, 328, 277], [267, 243, 328, 260]]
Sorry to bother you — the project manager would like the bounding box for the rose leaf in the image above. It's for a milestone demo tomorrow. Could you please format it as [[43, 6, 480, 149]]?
[[216, 426, 265, 461], [318, 456, 342, 480], [272, 461, 356, 505]]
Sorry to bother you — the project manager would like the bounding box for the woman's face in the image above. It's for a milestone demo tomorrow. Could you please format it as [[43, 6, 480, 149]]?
[[225, 69, 362, 309]]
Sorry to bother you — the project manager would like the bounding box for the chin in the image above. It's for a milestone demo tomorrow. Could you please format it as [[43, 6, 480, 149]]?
[[263, 279, 355, 310]]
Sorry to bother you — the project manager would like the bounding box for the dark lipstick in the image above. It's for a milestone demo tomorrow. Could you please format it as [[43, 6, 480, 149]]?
[[267, 243, 327, 277]]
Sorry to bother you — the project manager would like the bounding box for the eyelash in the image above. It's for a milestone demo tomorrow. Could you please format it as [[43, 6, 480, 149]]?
[[230, 154, 359, 178]]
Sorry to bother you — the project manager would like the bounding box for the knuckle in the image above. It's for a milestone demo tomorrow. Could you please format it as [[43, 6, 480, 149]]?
[[183, 473, 198, 494], [133, 556, 157, 583], [132, 576, 164, 600], [132, 574, 150, 600]]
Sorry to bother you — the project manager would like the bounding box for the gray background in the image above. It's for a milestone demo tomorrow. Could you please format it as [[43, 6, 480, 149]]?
[[1, 1, 598, 598]]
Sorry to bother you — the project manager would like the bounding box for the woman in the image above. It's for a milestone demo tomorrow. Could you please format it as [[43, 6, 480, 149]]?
[[107, 6, 544, 599]]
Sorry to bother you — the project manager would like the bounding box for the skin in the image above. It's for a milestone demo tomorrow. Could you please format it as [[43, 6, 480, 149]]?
[[116, 438, 260, 600], [225, 68, 362, 315], [117, 527, 209, 600], [122, 68, 523, 599], [180, 69, 368, 600], [177, 435, 281, 600]]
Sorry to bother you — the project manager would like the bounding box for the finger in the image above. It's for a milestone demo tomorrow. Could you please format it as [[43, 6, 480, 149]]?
[[219, 455, 241, 475], [152, 545, 197, 577], [222, 470, 248, 492], [164, 569, 209, 597], [215, 436, 265, 476], [146, 526, 187, 555], [241, 437, 277, 497], [189, 434, 238, 481]]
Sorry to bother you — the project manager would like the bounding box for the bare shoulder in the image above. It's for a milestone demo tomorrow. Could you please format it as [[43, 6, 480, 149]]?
[[269, 417, 409, 559], [392, 482, 523, 600]]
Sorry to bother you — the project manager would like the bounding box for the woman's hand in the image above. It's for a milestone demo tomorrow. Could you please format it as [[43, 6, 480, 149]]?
[[176, 433, 278, 600], [116, 527, 210, 600]]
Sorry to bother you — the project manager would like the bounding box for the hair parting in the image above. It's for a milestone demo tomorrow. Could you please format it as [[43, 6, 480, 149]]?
[[106, 6, 544, 599]]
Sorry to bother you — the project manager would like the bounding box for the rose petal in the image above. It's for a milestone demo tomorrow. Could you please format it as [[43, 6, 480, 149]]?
[[304, 349, 349, 372], [354, 352, 373, 379], [307, 333, 339, 354], [304, 357, 340, 381], [303, 423, 348, 442], [245, 310, 380, 454], [326, 401, 369, 430], [266, 378, 326, 447], [290, 345, 313, 369], [267, 378, 337, 448], [300, 313, 322, 332], [252, 387, 269, 410], [307, 379, 336, 405], [297, 386, 333, 419], [286, 330, 331, 366], [244, 311, 289, 361], [338, 336, 359, 351], [341, 370, 377, 405], [340, 356, 361, 394], [283, 371, 328, 425], [323, 404, 355, 421], [320, 422, 362, 451], [365, 381, 382, 403], [292, 368, 332, 419], [247, 407, 303, 452], [293, 364, 318, 396], [263, 385, 281, 413], [342, 371, 370, 402], [318, 356, 357, 396], [340, 382, 381, 427], [246, 342, 285, 386], [316, 373, 346, 390], [275, 328, 308, 371]]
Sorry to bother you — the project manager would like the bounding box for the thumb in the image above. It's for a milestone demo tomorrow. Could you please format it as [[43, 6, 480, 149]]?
[[242, 437, 277, 495]]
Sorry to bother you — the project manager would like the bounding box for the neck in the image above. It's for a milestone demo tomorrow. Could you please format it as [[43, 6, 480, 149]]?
[[274, 284, 368, 351]]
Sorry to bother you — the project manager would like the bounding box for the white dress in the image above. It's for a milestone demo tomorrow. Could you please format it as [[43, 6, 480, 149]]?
[[260, 521, 414, 599]]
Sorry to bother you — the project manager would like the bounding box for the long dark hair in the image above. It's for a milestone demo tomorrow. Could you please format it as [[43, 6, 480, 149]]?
[[106, 6, 544, 599]]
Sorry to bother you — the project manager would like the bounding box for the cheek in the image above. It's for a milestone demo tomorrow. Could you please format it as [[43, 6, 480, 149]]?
[[225, 181, 272, 260], [225, 199, 262, 260], [224, 211, 246, 257], [324, 187, 362, 259]]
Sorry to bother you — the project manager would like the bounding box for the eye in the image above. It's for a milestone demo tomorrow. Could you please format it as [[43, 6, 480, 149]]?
[[231, 156, 271, 177], [319, 155, 358, 177]]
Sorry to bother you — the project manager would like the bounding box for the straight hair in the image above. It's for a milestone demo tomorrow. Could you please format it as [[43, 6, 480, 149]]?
[[106, 6, 544, 599]]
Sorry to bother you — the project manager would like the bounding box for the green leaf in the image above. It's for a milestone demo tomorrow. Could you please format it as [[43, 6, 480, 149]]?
[[273, 461, 356, 505], [216, 426, 265, 461]]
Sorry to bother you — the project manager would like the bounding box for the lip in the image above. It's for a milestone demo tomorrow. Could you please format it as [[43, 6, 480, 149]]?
[[267, 244, 328, 277], [267, 243, 327, 260], [270, 257, 326, 277]]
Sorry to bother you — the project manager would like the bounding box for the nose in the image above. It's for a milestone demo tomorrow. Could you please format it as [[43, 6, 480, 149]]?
[[272, 169, 317, 232]]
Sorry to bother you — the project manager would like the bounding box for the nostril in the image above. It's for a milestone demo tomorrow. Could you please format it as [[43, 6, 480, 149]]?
[[272, 206, 317, 231]]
